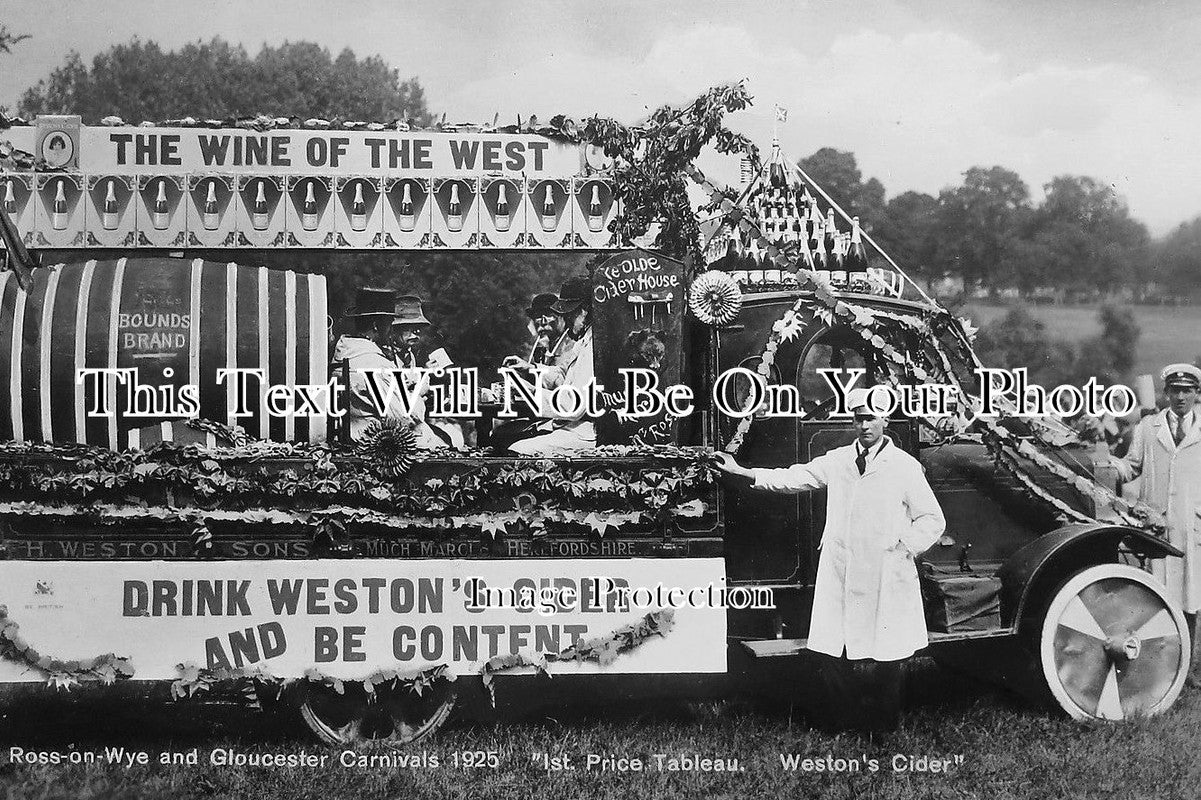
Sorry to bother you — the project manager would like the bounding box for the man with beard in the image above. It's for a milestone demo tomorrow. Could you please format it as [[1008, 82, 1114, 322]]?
[[508, 276, 597, 455]]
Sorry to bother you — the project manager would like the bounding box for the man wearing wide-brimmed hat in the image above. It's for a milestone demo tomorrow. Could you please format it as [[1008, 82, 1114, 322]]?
[[1113, 362, 1201, 670], [389, 295, 460, 449], [331, 287, 407, 441], [509, 275, 597, 455]]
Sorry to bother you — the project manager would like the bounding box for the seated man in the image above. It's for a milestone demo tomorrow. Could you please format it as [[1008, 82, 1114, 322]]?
[[508, 276, 596, 456], [331, 287, 412, 442], [526, 292, 568, 368], [388, 295, 458, 449]]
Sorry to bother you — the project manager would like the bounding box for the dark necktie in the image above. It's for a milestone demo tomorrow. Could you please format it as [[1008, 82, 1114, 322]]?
[[1176, 413, 1188, 446], [856, 447, 867, 475]]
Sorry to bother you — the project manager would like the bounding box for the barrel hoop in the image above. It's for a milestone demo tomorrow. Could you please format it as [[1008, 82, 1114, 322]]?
[[10, 278, 26, 442], [39, 267, 62, 440], [73, 260, 97, 442], [188, 259, 202, 403], [284, 269, 297, 442], [106, 258, 127, 450], [225, 262, 237, 428], [257, 266, 269, 439], [308, 273, 328, 443]]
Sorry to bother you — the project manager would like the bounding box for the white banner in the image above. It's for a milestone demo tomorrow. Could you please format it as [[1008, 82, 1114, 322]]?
[[4, 126, 585, 177], [0, 558, 726, 682]]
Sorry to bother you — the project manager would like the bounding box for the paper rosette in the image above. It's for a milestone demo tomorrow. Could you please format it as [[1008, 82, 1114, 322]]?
[[688, 271, 742, 326]]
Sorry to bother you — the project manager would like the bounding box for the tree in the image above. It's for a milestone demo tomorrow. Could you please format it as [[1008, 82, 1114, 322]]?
[[934, 166, 1030, 291], [874, 190, 940, 281], [19, 38, 433, 124], [1152, 216, 1201, 296], [796, 148, 886, 230], [1021, 176, 1149, 292]]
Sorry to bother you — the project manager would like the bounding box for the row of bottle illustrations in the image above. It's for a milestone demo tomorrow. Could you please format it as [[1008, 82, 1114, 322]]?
[[1, 173, 618, 248]]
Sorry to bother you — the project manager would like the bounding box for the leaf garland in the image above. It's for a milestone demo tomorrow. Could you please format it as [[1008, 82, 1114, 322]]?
[[0, 605, 135, 690], [0, 438, 718, 544], [685, 163, 1164, 534]]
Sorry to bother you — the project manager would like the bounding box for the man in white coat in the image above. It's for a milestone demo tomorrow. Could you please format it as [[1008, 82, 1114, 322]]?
[[1112, 363, 1201, 678], [715, 386, 945, 728]]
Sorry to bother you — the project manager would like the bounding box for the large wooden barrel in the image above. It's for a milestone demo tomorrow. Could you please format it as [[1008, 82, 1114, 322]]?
[[0, 258, 328, 448]]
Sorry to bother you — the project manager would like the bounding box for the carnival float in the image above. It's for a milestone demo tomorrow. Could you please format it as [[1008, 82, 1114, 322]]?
[[0, 85, 1188, 743]]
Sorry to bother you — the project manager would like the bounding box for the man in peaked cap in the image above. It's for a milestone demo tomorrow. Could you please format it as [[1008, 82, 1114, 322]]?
[[331, 287, 410, 442], [509, 275, 597, 455], [714, 386, 945, 729], [1113, 362, 1201, 674]]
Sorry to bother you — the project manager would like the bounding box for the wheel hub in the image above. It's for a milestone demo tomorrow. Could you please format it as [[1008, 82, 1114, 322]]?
[[1103, 632, 1141, 663]]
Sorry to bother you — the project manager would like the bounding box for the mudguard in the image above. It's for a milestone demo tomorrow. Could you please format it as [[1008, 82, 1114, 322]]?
[[998, 523, 1182, 629]]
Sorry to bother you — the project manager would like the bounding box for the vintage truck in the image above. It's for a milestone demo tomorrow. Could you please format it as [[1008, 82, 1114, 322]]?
[[0, 117, 1187, 744]]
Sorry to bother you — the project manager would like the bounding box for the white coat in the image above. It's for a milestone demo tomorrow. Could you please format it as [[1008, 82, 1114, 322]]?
[[1112, 409, 1201, 612], [750, 438, 946, 661]]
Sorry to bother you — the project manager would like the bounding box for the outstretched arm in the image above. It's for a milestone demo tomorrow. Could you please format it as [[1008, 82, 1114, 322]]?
[[712, 451, 831, 494]]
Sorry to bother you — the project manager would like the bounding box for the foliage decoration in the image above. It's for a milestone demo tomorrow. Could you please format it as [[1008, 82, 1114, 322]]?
[[0, 437, 718, 547], [0, 605, 135, 690]]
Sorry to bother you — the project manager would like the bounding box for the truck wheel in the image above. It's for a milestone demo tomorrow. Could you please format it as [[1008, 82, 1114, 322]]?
[[1038, 563, 1189, 720], [298, 678, 456, 746]]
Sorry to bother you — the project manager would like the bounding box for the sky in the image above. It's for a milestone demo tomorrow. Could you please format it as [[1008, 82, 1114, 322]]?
[[1, 0, 1197, 234]]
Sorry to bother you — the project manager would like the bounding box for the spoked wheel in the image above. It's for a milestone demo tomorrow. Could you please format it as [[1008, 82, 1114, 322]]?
[[1039, 564, 1190, 721], [298, 677, 457, 746]]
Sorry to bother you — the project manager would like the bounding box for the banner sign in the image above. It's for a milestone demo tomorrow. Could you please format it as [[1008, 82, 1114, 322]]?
[[4, 125, 584, 177], [0, 558, 726, 682], [1, 122, 619, 249]]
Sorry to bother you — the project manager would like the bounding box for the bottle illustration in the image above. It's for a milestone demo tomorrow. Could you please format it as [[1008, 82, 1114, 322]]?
[[301, 181, 319, 231], [587, 185, 604, 232], [202, 181, 219, 230], [350, 182, 367, 232], [152, 180, 169, 230], [100, 180, 119, 230], [3, 180, 17, 216], [51, 180, 68, 230], [540, 184, 556, 232], [251, 180, 269, 231], [398, 182, 416, 231], [494, 183, 510, 232], [446, 182, 463, 232]]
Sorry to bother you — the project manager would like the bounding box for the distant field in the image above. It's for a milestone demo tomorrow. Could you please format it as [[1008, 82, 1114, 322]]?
[[962, 303, 1201, 380]]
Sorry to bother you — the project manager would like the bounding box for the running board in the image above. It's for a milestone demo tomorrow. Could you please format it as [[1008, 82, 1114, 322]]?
[[740, 627, 1017, 658]]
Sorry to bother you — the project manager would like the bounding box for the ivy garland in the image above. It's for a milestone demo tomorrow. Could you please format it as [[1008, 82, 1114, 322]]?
[[0, 605, 136, 690], [169, 610, 674, 711], [685, 163, 1164, 535], [0, 437, 717, 545]]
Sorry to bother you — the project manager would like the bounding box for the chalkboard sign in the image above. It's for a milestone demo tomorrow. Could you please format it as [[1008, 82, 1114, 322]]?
[[591, 249, 685, 445]]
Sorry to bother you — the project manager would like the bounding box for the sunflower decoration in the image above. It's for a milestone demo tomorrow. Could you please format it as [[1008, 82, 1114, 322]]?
[[357, 418, 418, 480], [688, 270, 742, 326]]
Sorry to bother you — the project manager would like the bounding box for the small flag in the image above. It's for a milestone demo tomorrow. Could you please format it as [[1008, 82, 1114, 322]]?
[[774, 104, 788, 123]]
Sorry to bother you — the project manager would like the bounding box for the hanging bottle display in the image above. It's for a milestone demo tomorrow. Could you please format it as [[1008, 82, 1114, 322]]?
[[398, 182, 416, 231], [349, 182, 367, 232], [51, 180, 68, 230], [446, 182, 463, 232], [540, 184, 556, 232], [251, 180, 269, 231], [152, 180, 169, 230], [301, 181, 319, 231], [494, 183, 510, 232], [201, 181, 219, 230]]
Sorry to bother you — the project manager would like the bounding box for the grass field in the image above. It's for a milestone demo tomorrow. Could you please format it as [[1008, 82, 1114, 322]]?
[[2, 661, 1199, 800], [962, 303, 1201, 381]]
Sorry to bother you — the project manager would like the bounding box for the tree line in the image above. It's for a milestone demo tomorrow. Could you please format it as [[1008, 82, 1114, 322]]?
[[800, 148, 1194, 302], [5, 35, 1199, 320]]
